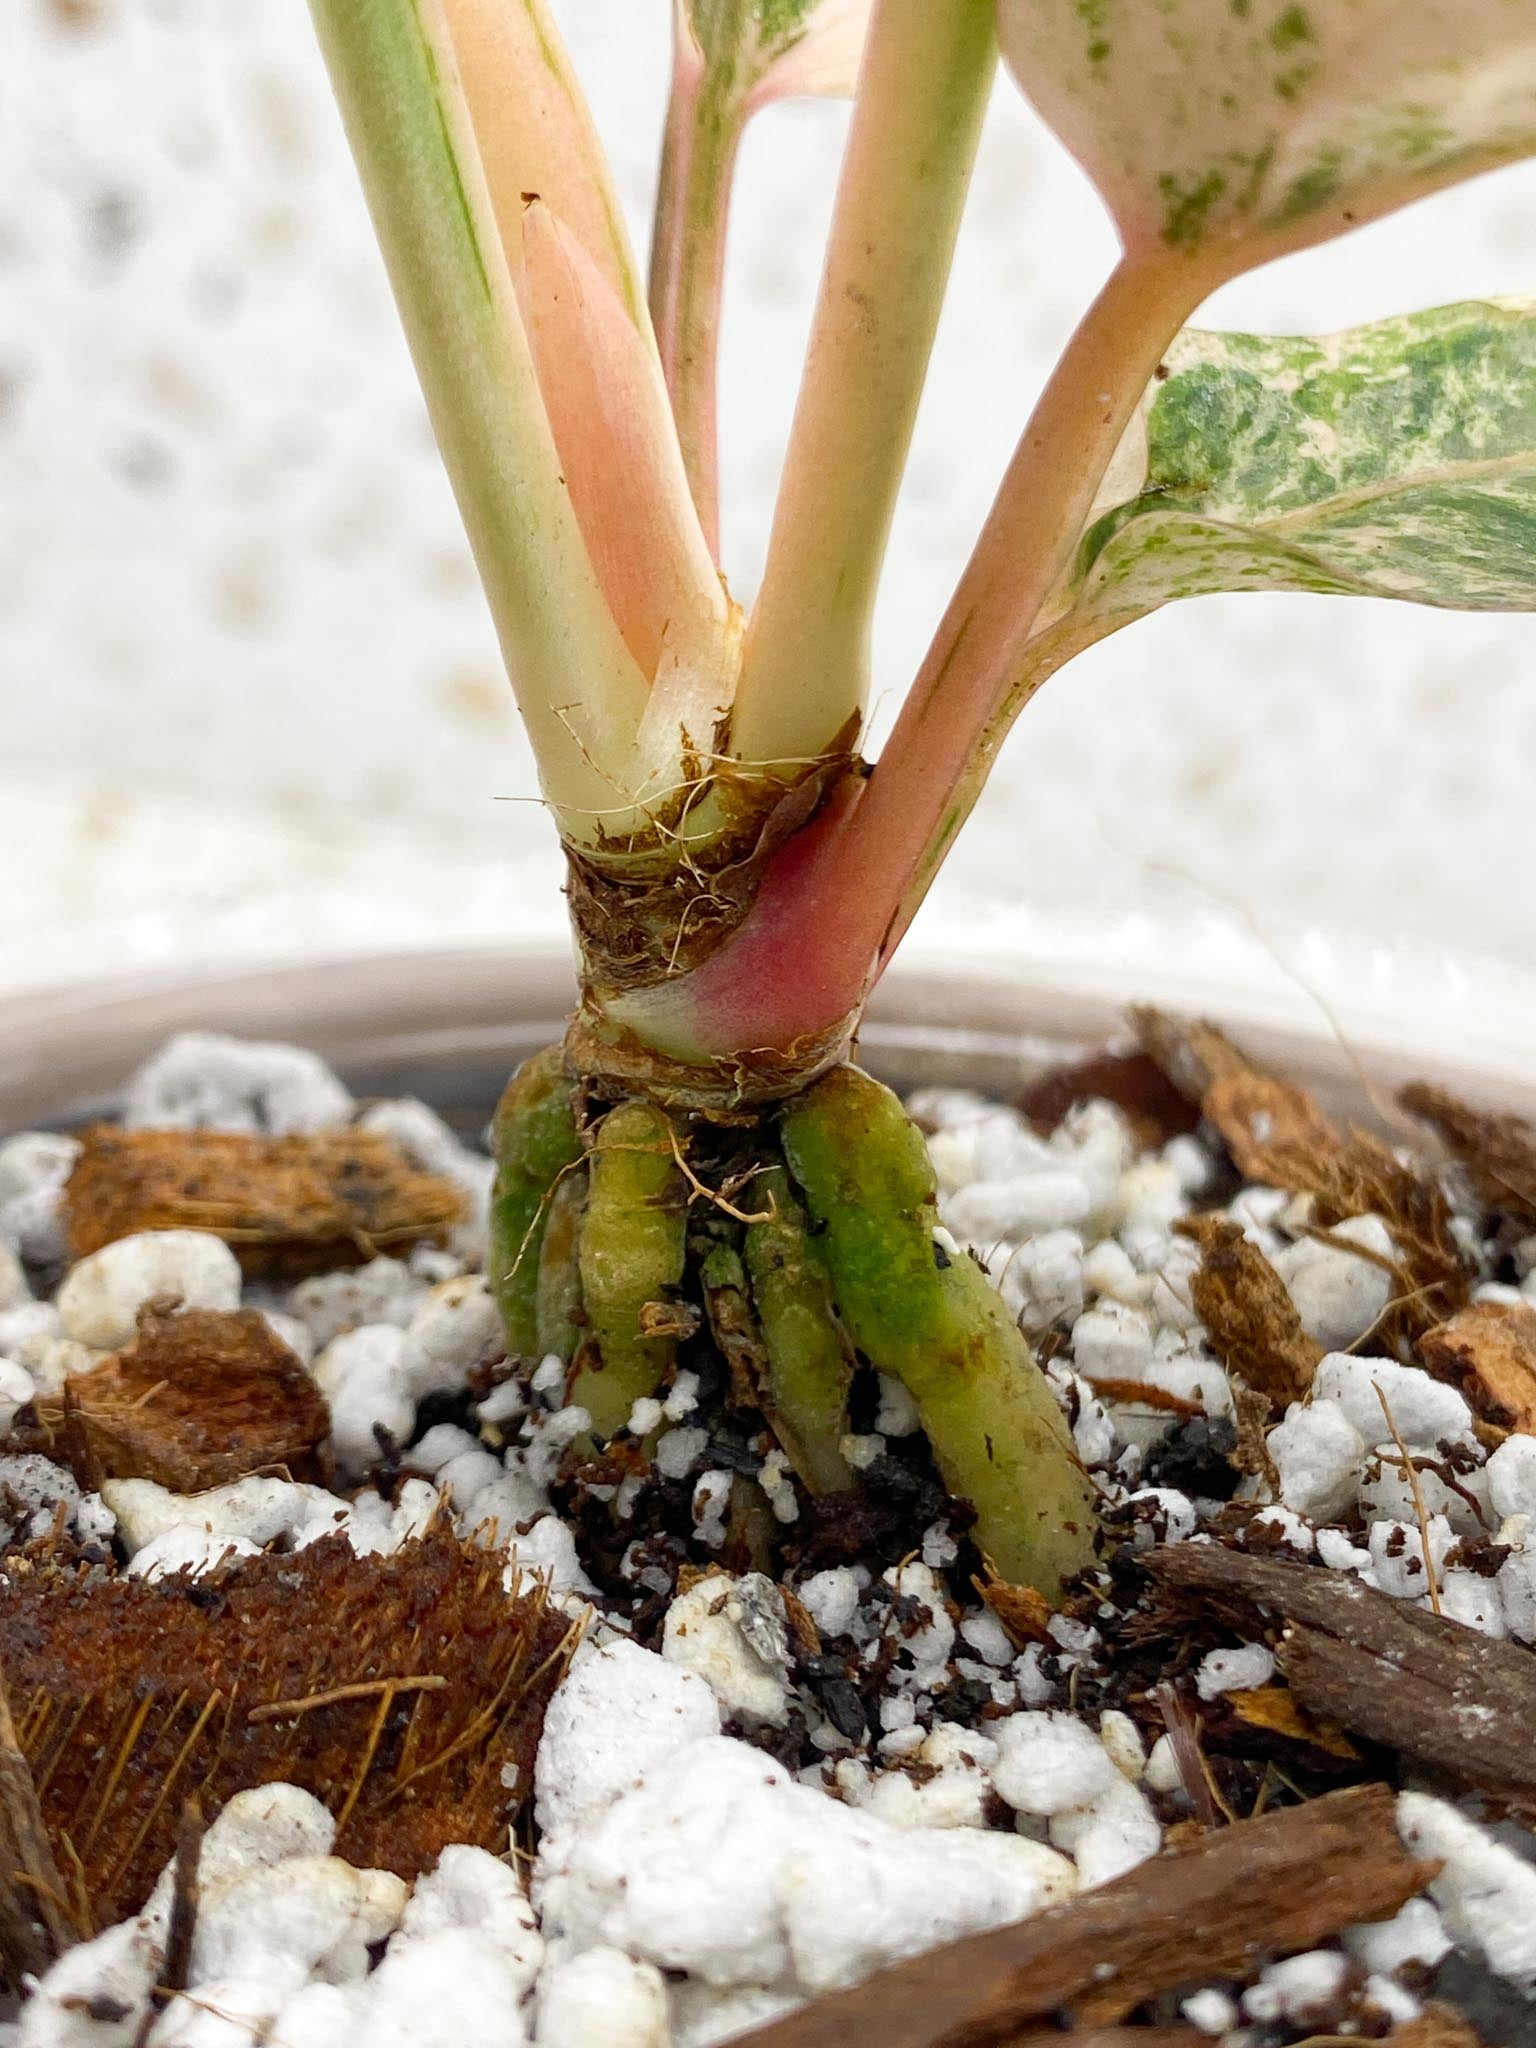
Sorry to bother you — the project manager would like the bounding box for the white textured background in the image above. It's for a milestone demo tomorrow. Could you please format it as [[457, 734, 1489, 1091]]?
[[2, 0, 1534, 1062]]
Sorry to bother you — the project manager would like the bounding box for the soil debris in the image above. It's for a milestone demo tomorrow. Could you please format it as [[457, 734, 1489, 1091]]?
[[1420, 1301, 1536, 1436], [1146, 1545, 1536, 1814], [1137, 1012, 1470, 1344], [1176, 1213, 1323, 1410], [736, 1782, 1430, 2048], [59, 1301, 330, 1493], [1400, 1084, 1536, 1228], [65, 1123, 465, 1277], [972, 1566, 1053, 1649], [0, 1530, 574, 1927], [1222, 1682, 1361, 1764]]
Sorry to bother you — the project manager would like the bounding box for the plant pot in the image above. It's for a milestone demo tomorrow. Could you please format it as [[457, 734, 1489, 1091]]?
[[3, 945, 1532, 2045], [2, 942, 1530, 1132]]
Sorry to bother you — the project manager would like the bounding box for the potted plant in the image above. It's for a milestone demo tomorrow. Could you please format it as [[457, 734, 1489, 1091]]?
[[7, 2, 1536, 2042], [301, 0, 1536, 1592]]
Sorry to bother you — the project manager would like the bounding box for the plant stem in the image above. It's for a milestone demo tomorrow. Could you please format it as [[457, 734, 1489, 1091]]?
[[650, 21, 742, 555], [856, 251, 1218, 963], [731, 0, 998, 770], [610, 251, 1215, 1061], [308, 0, 653, 842]]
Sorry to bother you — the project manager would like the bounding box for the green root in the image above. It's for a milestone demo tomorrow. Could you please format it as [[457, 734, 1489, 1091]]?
[[489, 1051, 1101, 1598], [743, 1166, 855, 1495], [571, 1099, 687, 1438], [780, 1067, 1099, 1596], [487, 1048, 583, 1359], [535, 1167, 586, 1364]]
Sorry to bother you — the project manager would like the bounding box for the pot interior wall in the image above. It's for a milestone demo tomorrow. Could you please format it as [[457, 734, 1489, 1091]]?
[[0, 946, 1527, 1132]]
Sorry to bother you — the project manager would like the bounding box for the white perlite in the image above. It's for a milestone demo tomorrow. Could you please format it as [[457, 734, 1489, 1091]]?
[[0, 1131, 80, 1264], [536, 1947, 669, 2048], [57, 1230, 242, 1348], [539, 1735, 1075, 1995], [400, 1276, 503, 1402], [1195, 1643, 1276, 1699], [536, 1640, 721, 1840], [0, 1355, 36, 1435], [124, 1031, 353, 1135], [1266, 1399, 1365, 1522], [1397, 1791, 1536, 1984], [663, 1574, 792, 1729], [1313, 1352, 1474, 1449], [988, 1711, 1119, 1817], [1272, 1215, 1395, 1352], [312, 1324, 415, 1476]]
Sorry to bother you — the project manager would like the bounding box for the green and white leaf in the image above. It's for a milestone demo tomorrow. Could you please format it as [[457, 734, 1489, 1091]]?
[[678, 0, 870, 107], [1035, 298, 1536, 672], [308, 0, 657, 844], [997, 0, 1536, 271]]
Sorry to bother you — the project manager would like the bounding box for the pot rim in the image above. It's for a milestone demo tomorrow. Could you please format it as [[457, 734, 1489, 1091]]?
[[0, 943, 1529, 1131]]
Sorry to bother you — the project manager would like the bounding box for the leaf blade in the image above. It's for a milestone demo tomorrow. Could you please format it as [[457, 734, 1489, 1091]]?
[[1067, 298, 1536, 634], [997, 0, 1536, 270]]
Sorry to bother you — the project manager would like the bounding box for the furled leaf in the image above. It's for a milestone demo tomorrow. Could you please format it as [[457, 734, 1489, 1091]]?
[[441, 0, 647, 325], [1041, 299, 1536, 662], [678, 0, 871, 107], [518, 201, 730, 687], [997, 0, 1536, 270]]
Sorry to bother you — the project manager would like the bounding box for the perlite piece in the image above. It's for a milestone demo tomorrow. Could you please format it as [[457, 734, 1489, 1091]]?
[[779, 1065, 1099, 1596]]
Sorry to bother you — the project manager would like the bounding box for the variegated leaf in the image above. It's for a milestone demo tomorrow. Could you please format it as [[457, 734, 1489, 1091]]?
[[997, 0, 1536, 271], [1041, 299, 1536, 666], [678, 0, 871, 107]]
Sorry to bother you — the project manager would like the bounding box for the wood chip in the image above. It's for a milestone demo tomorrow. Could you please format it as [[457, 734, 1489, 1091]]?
[[1137, 1014, 1470, 1342], [1176, 1214, 1323, 1409], [1386, 2006, 1488, 2048], [61, 1302, 330, 1493], [65, 1124, 465, 1278], [1420, 1300, 1536, 1435], [1003, 2032, 1208, 2048], [0, 1531, 573, 1926], [1146, 1545, 1536, 1814], [0, 1671, 75, 1986], [1133, 1011, 1338, 1186], [736, 1784, 1430, 2048], [1400, 1083, 1536, 1227]]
